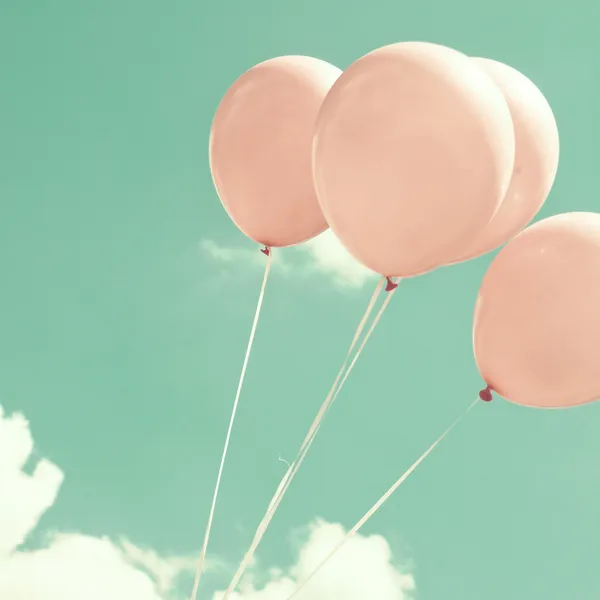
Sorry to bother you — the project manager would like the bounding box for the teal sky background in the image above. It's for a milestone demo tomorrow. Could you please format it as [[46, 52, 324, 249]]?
[[2, 0, 600, 599]]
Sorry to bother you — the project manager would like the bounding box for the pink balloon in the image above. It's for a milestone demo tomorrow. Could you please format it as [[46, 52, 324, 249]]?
[[312, 42, 515, 278], [473, 212, 600, 409], [451, 58, 560, 263], [210, 56, 341, 247]]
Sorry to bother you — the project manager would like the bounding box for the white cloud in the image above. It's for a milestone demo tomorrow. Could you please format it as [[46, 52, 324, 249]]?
[[200, 230, 376, 290], [299, 231, 377, 289], [0, 405, 198, 600], [0, 406, 64, 557], [0, 405, 414, 600], [119, 540, 200, 595], [0, 534, 167, 600], [213, 520, 415, 600]]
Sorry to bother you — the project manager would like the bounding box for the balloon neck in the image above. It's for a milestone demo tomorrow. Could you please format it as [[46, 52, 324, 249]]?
[[260, 246, 271, 257], [385, 277, 398, 292], [479, 385, 493, 402]]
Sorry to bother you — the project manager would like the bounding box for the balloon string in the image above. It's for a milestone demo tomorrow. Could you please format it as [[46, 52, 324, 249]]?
[[331, 285, 397, 408], [261, 279, 398, 531], [220, 277, 399, 600], [190, 250, 273, 600], [283, 398, 479, 600], [295, 276, 390, 454]]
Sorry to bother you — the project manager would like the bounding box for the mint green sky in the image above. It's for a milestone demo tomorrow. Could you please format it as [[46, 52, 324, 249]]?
[[1, 0, 599, 598]]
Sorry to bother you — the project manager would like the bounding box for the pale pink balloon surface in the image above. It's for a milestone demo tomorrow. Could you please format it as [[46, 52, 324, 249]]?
[[451, 58, 560, 262], [210, 56, 341, 247], [312, 42, 515, 277], [474, 212, 600, 409]]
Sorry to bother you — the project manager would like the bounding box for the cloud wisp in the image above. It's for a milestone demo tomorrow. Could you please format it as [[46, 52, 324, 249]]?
[[200, 230, 377, 290]]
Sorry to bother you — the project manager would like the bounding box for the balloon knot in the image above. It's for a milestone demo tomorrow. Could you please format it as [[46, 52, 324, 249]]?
[[260, 246, 271, 257], [385, 277, 398, 292], [479, 385, 493, 402]]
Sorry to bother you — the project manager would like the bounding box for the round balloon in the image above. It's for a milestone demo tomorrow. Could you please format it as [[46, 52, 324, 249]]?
[[312, 41, 515, 277], [473, 212, 600, 408], [450, 58, 560, 262], [210, 56, 341, 247]]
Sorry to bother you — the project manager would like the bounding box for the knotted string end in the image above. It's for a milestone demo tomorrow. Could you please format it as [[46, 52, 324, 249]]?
[[385, 277, 398, 292], [479, 385, 493, 402]]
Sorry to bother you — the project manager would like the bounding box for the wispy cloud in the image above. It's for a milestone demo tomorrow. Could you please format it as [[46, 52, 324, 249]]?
[[200, 230, 377, 290], [298, 230, 377, 289]]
